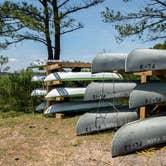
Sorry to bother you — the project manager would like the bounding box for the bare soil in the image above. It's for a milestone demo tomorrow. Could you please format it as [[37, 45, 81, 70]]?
[[0, 112, 166, 166]]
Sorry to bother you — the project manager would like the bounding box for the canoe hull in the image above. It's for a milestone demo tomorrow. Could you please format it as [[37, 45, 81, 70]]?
[[35, 102, 46, 111], [84, 81, 137, 101], [45, 87, 86, 98], [44, 101, 113, 115], [112, 116, 166, 157], [126, 49, 166, 72], [31, 89, 47, 96], [31, 75, 46, 82], [76, 107, 138, 135], [92, 53, 127, 73], [129, 83, 166, 108], [44, 72, 122, 82]]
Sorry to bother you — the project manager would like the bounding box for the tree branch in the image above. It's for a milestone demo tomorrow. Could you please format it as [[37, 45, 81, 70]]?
[[58, 0, 71, 8]]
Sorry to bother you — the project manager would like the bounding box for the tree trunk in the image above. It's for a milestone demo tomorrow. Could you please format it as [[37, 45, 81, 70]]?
[[52, 0, 60, 60], [43, 0, 53, 60]]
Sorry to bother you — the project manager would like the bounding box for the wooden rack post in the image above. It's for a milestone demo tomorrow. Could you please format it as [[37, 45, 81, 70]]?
[[134, 71, 152, 120]]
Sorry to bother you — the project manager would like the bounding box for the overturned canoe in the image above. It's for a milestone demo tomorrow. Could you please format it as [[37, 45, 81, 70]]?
[[31, 75, 46, 82], [44, 101, 113, 115], [129, 83, 166, 109], [30, 59, 47, 68], [45, 87, 86, 99], [44, 72, 122, 82], [35, 102, 46, 111], [76, 106, 138, 135], [31, 89, 47, 96], [84, 81, 137, 101], [92, 53, 128, 74], [112, 116, 166, 157], [126, 49, 166, 72]]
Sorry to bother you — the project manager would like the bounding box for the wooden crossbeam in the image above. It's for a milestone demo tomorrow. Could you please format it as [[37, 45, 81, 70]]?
[[45, 81, 62, 86], [46, 97, 64, 102], [46, 61, 91, 71]]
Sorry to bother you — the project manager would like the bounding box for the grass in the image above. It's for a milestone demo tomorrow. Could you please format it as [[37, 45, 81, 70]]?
[[0, 110, 114, 166], [0, 110, 166, 166]]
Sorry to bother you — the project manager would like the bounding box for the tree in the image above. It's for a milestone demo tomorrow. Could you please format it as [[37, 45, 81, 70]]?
[[0, 55, 10, 73], [102, 0, 166, 42], [153, 40, 166, 49], [0, 0, 104, 60]]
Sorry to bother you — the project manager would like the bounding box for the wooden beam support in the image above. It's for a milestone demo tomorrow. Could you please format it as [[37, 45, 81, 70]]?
[[140, 106, 146, 120], [45, 61, 91, 72], [46, 97, 64, 102], [56, 113, 64, 119], [45, 81, 62, 86]]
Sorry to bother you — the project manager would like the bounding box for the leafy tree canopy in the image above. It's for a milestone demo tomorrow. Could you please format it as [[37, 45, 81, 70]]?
[[102, 0, 166, 42], [0, 0, 104, 60]]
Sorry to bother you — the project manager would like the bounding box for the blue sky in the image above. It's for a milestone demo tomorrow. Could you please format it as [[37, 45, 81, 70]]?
[[1, 0, 160, 72]]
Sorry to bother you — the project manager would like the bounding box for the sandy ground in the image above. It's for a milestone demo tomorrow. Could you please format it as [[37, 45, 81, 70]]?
[[0, 113, 166, 166]]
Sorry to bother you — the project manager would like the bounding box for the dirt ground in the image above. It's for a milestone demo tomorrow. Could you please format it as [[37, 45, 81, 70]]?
[[0, 112, 166, 166]]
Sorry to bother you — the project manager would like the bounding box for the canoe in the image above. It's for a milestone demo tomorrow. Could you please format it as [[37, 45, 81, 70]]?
[[44, 101, 113, 115], [92, 53, 128, 74], [30, 59, 47, 68], [125, 49, 166, 72], [31, 75, 46, 82], [129, 83, 166, 109], [76, 106, 138, 135], [35, 102, 46, 111], [31, 89, 47, 96], [44, 72, 122, 82], [45, 87, 86, 98], [112, 116, 166, 157], [84, 81, 137, 101]]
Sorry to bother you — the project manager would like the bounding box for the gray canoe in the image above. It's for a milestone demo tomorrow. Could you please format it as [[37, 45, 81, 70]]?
[[112, 116, 166, 157], [35, 102, 46, 111], [125, 48, 166, 72], [76, 106, 138, 135], [44, 101, 114, 115], [84, 81, 137, 101], [129, 83, 166, 109], [92, 53, 128, 74]]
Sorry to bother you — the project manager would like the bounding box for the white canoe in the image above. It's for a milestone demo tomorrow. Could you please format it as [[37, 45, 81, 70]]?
[[92, 53, 128, 73], [35, 102, 46, 111], [44, 72, 122, 82], [45, 87, 86, 98], [31, 89, 47, 96], [30, 59, 47, 68], [125, 49, 166, 72], [31, 75, 46, 82]]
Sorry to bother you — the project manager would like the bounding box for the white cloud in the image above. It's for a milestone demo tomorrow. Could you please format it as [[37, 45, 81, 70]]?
[[9, 58, 17, 62]]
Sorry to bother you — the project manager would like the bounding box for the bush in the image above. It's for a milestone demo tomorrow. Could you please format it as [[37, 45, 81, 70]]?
[[0, 69, 41, 112]]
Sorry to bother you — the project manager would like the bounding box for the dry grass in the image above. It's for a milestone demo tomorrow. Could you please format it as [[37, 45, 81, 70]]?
[[0, 111, 166, 166]]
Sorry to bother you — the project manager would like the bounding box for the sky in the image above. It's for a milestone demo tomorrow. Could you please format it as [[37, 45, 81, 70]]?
[[1, 0, 161, 72]]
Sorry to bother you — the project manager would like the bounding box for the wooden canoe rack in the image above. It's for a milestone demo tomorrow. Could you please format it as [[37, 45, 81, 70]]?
[[134, 70, 166, 120], [45, 61, 91, 119]]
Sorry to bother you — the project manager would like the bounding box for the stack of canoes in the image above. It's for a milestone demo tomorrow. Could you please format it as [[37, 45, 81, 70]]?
[[111, 49, 166, 157], [76, 53, 139, 136], [44, 72, 123, 115]]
